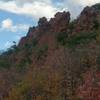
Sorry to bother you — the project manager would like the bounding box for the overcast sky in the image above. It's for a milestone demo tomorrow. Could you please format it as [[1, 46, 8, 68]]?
[[0, 0, 100, 50]]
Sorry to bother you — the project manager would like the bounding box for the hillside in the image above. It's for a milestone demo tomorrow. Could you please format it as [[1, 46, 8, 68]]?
[[0, 3, 100, 100]]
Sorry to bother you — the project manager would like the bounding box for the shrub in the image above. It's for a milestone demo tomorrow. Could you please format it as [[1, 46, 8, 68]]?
[[25, 39, 38, 49], [36, 44, 48, 60], [24, 38, 38, 55], [69, 20, 76, 33], [0, 58, 10, 69], [2, 49, 13, 55], [32, 38, 38, 47], [57, 31, 98, 48], [57, 32, 68, 45], [93, 19, 100, 30], [96, 56, 100, 71], [92, 3, 100, 10], [16, 57, 32, 71], [8, 80, 32, 100], [66, 32, 97, 48]]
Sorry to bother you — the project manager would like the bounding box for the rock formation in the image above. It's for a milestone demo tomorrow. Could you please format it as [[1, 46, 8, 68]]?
[[0, 3, 100, 100]]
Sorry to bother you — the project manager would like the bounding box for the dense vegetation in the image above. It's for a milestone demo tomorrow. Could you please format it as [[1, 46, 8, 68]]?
[[92, 3, 100, 10]]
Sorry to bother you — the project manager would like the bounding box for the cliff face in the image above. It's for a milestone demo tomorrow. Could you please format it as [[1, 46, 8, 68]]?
[[74, 5, 100, 33], [0, 3, 100, 100], [19, 4, 100, 47], [18, 11, 70, 47]]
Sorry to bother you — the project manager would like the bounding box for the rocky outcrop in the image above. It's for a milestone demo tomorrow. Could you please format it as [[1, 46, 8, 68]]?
[[18, 11, 70, 47], [18, 4, 100, 47], [75, 7, 94, 32], [37, 11, 70, 33], [49, 11, 70, 33], [74, 5, 100, 33]]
